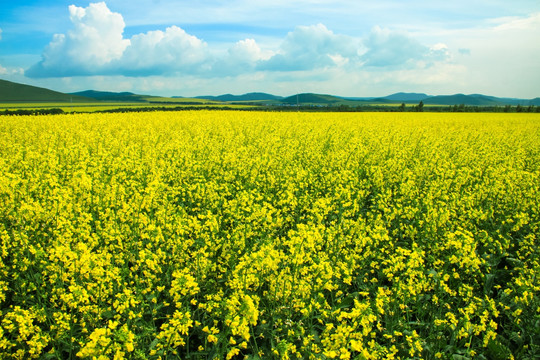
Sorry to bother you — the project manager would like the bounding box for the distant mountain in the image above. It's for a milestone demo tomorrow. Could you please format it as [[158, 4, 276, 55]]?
[[281, 93, 345, 104], [382, 92, 430, 102], [0, 79, 93, 102], [337, 96, 374, 101], [196, 92, 283, 102], [339, 93, 429, 103], [276, 92, 540, 107], [2, 79, 539, 107], [481, 95, 537, 106], [423, 94, 496, 106], [530, 98, 540, 106], [363, 97, 396, 104], [72, 90, 214, 104], [420, 93, 540, 106], [70, 90, 149, 102]]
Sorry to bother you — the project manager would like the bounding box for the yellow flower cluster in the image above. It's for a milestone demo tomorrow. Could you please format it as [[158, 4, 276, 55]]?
[[76, 321, 135, 359], [0, 111, 539, 359]]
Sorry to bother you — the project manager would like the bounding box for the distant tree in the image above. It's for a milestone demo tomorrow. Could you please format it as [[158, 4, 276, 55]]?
[[399, 103, 406, 112], [416, 100, 424, 112], [516, 104, 523, 113]]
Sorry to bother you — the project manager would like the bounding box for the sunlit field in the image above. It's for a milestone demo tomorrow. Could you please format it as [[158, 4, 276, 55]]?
[[0, 111, 539, 359], [0, 102, 251, 114]]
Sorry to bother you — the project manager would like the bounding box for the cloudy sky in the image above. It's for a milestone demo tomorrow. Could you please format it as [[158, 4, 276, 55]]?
[[1, 0, 539, 98]]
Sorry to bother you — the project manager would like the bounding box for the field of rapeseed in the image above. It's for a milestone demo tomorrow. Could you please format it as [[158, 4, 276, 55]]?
[[0, 111, 539, 359]]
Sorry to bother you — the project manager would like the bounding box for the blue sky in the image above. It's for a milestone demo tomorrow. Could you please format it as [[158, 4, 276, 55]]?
[[1, 0, 539, 97]]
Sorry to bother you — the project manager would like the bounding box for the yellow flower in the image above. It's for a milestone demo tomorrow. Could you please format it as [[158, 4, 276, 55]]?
[[207, 334, 218, 344], [226, 347, 240, 360]]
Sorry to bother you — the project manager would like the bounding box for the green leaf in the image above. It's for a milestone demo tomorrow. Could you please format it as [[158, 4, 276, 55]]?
[[486, 338, 512, 360], [484, 273, 495, 295]]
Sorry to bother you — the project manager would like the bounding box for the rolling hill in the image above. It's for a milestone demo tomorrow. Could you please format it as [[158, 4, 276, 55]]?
[[341, 93, 539, 106], [281, 93, 347, 105], [1, 78, 538, 108], [195, 93, 283, 102], [382, 92, 430, 102], [70, 90, 149, 102], [422, 94, 502, 106], [530, 98, 540, 106], [0, 79, 93, 102], [72, 90, 219, 104]]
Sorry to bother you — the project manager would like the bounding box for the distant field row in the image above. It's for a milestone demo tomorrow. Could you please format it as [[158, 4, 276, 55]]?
[[0, 102, 255, 113], [2, 101, 538, 114], [0, 101, 397, 114]]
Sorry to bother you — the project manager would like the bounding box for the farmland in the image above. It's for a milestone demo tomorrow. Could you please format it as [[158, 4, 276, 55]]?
[[0, 111, 539, 359], [0, 101, 250, 115]]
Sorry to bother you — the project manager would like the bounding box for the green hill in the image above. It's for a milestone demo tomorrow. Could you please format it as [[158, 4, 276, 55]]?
[[2, 78, 538, 108], [530, 98, 540, 106], [281, 93, 346, 105], [196, 93, 283, 102], [70, 90, 216, 104], [70, 90, 147, 102], [0, 79, 93, 102], [422, 94, 501, 106], [382, 92, 429, 102]]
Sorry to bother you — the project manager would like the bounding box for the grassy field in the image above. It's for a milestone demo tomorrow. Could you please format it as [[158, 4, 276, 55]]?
[[0, 101, 254, 113], [0, 79, 239, 112], [0, 111, 539, 359], [1, 102, 145, 111]]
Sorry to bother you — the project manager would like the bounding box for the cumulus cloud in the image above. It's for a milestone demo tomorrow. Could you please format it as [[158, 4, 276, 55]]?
[[26, 2, 211, 77], [428, 43, 451, 62], [27, 2, 129, 77], [258, 24, 359, 71], [217, 39, 273, 76], [0, 64, 24, 76], [25, 2, 450, 79], [229, 39, 271, 64], [120, 26, 210, 75], [361, 26, 428, 67]]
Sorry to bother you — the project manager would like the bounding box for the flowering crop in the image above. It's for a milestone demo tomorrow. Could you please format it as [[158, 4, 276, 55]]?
[[0, 111, 539, 359]]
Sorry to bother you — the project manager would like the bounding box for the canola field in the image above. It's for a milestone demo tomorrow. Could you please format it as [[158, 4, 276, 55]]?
[[0, 111, 539, 359]]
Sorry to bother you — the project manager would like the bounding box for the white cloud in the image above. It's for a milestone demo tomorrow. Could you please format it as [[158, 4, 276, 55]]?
[[361, 26, 428, 67], [258, 24, 360, 71], [25, 1, 455, 84], [229, 39, 272, 63], [428, 43, 451, 62], [120, 26, 211, 75], [26, 2, 213, 78], [66, 2, 128, 64], [26, 2, 129, 77], [492, 12, 540, 31], [216, 39, 273, 76], [0, 64, 25, 76], [441, 12, 540, 97]]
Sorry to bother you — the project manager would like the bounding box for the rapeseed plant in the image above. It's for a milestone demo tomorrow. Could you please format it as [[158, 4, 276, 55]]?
[[0, 111, 539, 358]]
